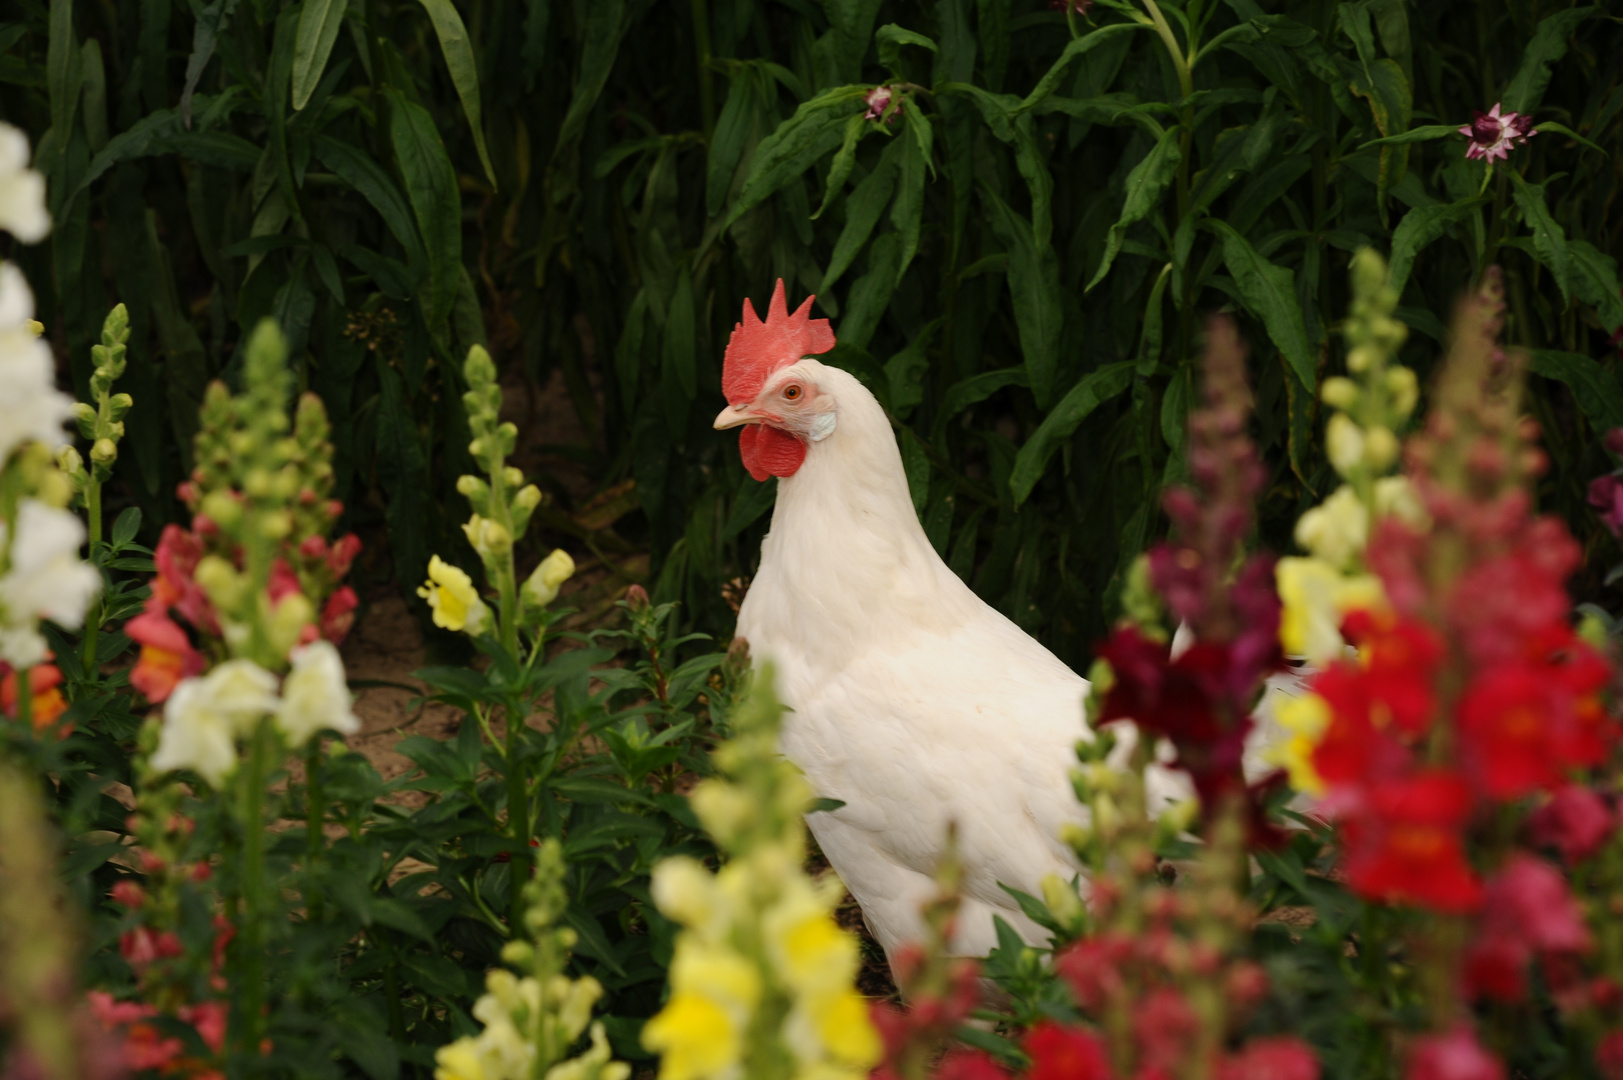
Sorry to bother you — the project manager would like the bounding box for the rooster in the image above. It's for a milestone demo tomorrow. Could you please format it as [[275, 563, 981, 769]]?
[[714, 281, 1292, 961]]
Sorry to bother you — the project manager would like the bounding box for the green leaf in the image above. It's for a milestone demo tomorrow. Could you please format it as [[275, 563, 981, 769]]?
[[899, 427, 931, 515], [111, 507, 142, 547], [937, 82, 1018, 140], [663, 269, 696, 400], [932, 367, 1028, 441], [291, 0, 346, 111], [313, 135, 425, 264], [1086, 126, 1180, 291], [891, 109, 932, 285], [1347, 58, 1413, 220], [415, 0, 496, 188], [1016, 23, 1146, 115], [554, 0, 631, 164], [1534, 121, 1607, 157], [821, 0, 885, 82], [875, 24, 937, 74], [1354, 124, 1458, 150], [1567, 240, 1623, 335], [885, 318, 941, 420], [375, 366, 429, 605], [1510, 172, 1570, 305], [387, 90, 461, 330], [1206, 220, 1316, 392], [1530, 350, 1623, 435], [723, 86, 869, 232], [820, 149, 896, 293], [983, 187, 1063, 408], [813, 113, 868, 219], [1009, 362, 1135, 507], [1388, 197, 1485, 297], [1503, 6, 1597, 116], [180, 0, 241, 128]]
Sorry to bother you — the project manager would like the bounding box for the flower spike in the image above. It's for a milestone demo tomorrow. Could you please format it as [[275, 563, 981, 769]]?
[[721, 279, 835, 405]]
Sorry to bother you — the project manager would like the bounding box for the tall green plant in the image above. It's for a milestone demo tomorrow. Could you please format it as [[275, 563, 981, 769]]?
[[8, 0, 1622, 664]]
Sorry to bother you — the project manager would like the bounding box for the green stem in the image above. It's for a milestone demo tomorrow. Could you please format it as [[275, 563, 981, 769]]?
[[304, 741, 324, 923], [690, 0, 715, 142], [506, 695, 529, 928], [81, 479, 103, 673], [233, 717, 272, 1059]]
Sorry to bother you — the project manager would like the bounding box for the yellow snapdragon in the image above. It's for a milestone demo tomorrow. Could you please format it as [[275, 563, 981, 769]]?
[[1277, 249, 1419, 681], [643, 667, 881, 1080], [419, 555, 490, 634], [434, 840, 629, 1080]]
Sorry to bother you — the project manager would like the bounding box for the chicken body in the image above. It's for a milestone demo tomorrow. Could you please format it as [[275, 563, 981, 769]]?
[[731, 359, 1187, 959]]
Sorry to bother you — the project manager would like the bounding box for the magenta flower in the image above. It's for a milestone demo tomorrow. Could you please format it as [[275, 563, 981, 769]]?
[[863, 85, 897, 122], [1458, 103, 1536, 163]]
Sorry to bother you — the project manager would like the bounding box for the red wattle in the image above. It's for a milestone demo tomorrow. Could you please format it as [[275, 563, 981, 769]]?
[[739, 425, 806, 481]]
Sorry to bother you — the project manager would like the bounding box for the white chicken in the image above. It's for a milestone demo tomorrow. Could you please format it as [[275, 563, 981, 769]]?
[[713, 281, 1292, 962]]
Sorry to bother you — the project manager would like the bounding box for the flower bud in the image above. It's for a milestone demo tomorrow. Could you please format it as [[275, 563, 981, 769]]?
[[1346, 345, 1380, 374], [624, 583, 650, 611], [73, 402, 96, 438], [502, 466, 524, 489], [201, 490, 242, 531], [27, 319, 43, 337], [91, 438, 118, 466], [1040, 874, 1086, 931], [1362, 425, 1399, 470], [523, 549, 576, 608], [1321, 376, 1359, 410], [500, 940, 535, 967], [260, 510, 293, 540], [56, 445, 84, 476], [513, 484, 541, 513], [1385, 365, 1419, 418], [456, 474, 489, 501], [269, 592, 316, 657], [462, 514, 513, 558], [1326, 414, 1365, 476], [109, 392, 133, 419], [464, 344, 497, 388]]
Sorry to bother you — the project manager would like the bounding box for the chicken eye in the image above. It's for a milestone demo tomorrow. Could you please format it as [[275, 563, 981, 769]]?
[[783, 384, 802, 401]]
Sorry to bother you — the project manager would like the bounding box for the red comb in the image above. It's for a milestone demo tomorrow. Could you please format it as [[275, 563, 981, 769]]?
[[721, 279, 836, 405]]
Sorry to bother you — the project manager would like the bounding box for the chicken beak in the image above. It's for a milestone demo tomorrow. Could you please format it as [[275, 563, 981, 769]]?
[[713, 404, 759, 430]]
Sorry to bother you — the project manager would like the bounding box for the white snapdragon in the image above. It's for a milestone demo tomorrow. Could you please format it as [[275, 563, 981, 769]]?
[[276, 639, 360, 746], [150, 660, 280, 787], [0, 123, 49, 243], [0, 264, 76, 463], [0, 498, 101, 666]]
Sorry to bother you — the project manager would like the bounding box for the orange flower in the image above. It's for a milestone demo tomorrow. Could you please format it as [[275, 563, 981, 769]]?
[[127, 611, 204, 703], [1, 662, 69, 734]]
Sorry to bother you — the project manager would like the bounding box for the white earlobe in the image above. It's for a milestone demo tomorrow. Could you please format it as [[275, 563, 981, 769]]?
[[809, 410, 837, 442]]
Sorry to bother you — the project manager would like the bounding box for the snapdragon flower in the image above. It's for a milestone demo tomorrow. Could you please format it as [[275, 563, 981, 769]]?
[[0, 498, 101, 666], [0, 265, 76, 465], [150, 660, 280, 787], [275, 640, 360, 746], [0, 123, 49, 243], [419, 555, 490, 634]]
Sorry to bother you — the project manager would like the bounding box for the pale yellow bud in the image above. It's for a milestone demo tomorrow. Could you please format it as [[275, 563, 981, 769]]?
[[1321, 377, 1359, 410], [1040, 874, 1086, 929], [91, 437, 118, 466], [57, 445, 84, 475], [502, 466, 524, 489], [1362, 426, 1399, 470], [461, 514, 513, 558], [1326, 414, 1365, 476], [1346, 345, 1381, 373], [513, 484, 541, 513], [1386, 365, 1419, 417], [522, 548, 576, 607]]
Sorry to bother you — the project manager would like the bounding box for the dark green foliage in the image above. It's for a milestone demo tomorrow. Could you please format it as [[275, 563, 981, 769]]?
[[6, 0, 1623, 665]]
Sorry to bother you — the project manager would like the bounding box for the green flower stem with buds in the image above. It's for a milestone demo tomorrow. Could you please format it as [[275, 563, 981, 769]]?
[[457, 344, 548, 925], [71, 303, 131, 672], [234, 716, 274, 1058]]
